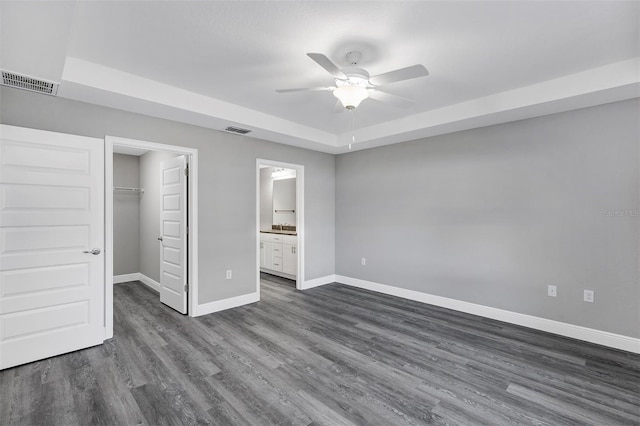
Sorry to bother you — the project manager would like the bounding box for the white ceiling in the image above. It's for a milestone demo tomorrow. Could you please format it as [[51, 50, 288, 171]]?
[[1, 1, 638, 154]]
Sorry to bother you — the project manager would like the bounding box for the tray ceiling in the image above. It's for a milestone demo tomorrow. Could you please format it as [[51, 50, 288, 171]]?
[[1, 1, 638, 153]]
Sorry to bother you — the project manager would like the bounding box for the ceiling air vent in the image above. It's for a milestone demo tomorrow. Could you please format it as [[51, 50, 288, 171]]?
[[1, 70, 59, 96], [224, 126, 251, 135]]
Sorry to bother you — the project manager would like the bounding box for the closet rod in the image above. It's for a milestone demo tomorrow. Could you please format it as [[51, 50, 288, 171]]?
[[113, 187, 144, 193]]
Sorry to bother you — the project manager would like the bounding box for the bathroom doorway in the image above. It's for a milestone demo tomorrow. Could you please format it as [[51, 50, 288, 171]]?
[[256, 159, 304, 293]]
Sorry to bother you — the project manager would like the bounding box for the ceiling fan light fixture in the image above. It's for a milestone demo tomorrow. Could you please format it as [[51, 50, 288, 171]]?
[[333, 85, 369, 110]]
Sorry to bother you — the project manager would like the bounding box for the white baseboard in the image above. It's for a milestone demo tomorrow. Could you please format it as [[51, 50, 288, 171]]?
[[335, 275, 640, 354], [138, 273, 161, 293], [301, 274, 336, 290], [113, 272, 160, 294], [113, 273, 140, 284], [193, 291, 260, 317]]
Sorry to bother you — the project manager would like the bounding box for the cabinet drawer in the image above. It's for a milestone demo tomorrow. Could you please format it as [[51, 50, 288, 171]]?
[[272, 246, 283, 255], [260, 233, 283, 243], [271, 258, 283, 271]]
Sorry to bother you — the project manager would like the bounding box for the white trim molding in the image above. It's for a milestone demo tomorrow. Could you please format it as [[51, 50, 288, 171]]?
[[138, 273, 161, 293], [194, 292, 260, 317], [335, 275, 640, 354], [301, 274, 336, 290], [113, 273, 140, 284], [113, 272, 160, 294]]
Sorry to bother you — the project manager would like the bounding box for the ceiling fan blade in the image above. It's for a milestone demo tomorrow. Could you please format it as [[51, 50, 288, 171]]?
[[307, 53, 347, 79], [368, 90, 415, 108], [276, 87, 334, 93], [369, 64, 429, 86]]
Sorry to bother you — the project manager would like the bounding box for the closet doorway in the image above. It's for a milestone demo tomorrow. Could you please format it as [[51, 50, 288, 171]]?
[[104, 136, 199, 339]]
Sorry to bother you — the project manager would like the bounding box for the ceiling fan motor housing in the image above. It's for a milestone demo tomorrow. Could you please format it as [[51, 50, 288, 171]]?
[[337, 68, 371, 87]]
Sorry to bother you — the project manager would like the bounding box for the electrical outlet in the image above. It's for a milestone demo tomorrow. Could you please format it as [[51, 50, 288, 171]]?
[[226, 270, 232, 280], [361, 257, 366, 266], [547, 285, 557, 297], [584, 289, 594, 303]]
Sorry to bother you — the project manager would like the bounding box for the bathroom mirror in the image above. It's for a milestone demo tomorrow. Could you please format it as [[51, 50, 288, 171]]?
[[272, 175, 296, 227]]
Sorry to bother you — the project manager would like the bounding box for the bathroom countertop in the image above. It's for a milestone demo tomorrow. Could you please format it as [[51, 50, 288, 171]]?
[[260, 230, 297, 236]]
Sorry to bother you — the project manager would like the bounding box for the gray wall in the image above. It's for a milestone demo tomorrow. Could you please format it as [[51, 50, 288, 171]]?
[[336, 99, 640, 338], [0, 86, 336, 304], [113, 153, 140, 275], [5, 85, 634, 338], [139, 151, 180, 283]]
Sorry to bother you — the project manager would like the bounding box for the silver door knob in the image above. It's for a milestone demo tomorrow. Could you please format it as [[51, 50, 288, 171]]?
[[83, 248, 101, 255]]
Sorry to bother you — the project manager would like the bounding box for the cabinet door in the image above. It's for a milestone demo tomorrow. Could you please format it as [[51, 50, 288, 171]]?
[[283, 244, 297, 276], [260, 241, 273, 269], [260, 242, 264, 268]]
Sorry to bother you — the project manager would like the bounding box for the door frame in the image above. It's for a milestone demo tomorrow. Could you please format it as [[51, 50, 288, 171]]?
[[105, 136, 199, 338], [256, 159, 304, 293]]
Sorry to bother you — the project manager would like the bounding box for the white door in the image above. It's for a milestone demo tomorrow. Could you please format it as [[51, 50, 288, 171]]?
[[159, 156, 188, 314], [0, 125, 105, 370]]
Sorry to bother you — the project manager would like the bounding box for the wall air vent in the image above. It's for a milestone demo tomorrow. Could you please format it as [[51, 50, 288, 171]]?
[[1, 70, 59, 96], [224, 126, 252, 135]]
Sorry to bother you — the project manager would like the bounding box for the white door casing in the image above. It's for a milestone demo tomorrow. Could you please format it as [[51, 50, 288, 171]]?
[[0, 125, 105, 370], [159, 155, 188, 314], [106, 136, 199, 321]]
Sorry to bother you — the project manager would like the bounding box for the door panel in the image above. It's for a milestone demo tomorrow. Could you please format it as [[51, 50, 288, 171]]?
[[159, 156, 187, 314], [2, 225, 89, 252], [0, 125, 105, 370]]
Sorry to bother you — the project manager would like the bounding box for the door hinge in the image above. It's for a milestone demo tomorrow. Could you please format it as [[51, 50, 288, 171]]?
[[184, 165, 189, 177], [184, 284, 189, 292], [186, 226, 189, 235]]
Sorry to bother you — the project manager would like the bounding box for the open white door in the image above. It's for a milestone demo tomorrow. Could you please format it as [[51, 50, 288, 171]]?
[[0, 125, 105, 370], [159, 155, 188, 314]]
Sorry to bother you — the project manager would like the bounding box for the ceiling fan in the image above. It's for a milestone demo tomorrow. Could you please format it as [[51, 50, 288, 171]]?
[[276, 51, 429, 110]]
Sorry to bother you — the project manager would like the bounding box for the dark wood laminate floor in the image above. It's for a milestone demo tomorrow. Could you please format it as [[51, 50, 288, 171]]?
[[1, 273, 639, 425]]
